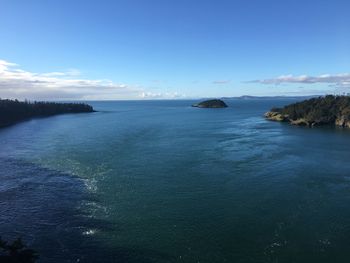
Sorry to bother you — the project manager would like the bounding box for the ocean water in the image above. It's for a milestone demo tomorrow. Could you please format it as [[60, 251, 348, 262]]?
[[1, 99, 350, 262]]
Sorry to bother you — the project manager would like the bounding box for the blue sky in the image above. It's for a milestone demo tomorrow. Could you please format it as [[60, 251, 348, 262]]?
[[0, 0, 350, 99]]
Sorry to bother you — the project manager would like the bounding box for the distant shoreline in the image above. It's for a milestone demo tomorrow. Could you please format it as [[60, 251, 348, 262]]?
[[221, 95, 321, 100]]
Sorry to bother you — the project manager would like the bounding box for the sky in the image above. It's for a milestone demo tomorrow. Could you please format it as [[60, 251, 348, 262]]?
[[0, 0, 350, 100]]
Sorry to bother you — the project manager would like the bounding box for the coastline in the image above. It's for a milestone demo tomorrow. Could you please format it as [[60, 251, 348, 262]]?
[[0, 99, 96, 128], [265, 95, 350, 128]]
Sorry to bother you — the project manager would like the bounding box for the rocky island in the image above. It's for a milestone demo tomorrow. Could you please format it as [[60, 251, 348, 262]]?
[[192, 99, 228, 108], [0, 99, 95, 128], [265, 95, 350, 128]]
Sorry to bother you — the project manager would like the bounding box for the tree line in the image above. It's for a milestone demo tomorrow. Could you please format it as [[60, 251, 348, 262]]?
[[0, 99, 95, 127], [0, 237, 38, 263], [271, 95, 350, 124]]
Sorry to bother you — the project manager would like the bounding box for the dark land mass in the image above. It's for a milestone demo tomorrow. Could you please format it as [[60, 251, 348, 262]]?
[[265, 95, 350, 128], [222, 95, 320, 100], [0, 99, 95, 128], [0, 237, 39, 263], [192, 99, 228, 108]]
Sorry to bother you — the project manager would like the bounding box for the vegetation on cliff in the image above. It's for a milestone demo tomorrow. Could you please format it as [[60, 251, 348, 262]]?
[[192, 99, 228, 108], [0, 99, 95, 128], [265, 95, 350, 127], [0, 237, 38, 262]]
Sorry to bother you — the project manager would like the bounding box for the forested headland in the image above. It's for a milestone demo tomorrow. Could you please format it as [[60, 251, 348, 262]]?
[[0, 99, 95, 128], [265, 95, 350, 127]]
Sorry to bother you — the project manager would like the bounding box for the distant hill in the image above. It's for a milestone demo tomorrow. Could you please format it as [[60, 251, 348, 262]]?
[[221, 95, 320, 100], [0, 99, 95, 128], [265, 95, 350, 128]]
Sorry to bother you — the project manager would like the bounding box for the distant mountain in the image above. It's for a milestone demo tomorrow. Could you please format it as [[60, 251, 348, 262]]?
[[221, 95, 320, 100]]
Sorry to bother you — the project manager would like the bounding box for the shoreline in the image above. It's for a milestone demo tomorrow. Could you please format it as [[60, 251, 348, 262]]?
[[0, 99, 96, 128], [264, 95, 350, 128]]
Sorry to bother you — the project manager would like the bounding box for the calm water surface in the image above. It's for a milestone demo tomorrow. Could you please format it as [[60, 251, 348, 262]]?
[[1, 99, 350, 262]]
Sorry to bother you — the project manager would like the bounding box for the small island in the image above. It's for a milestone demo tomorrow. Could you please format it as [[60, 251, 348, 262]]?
[[192, 99, 228, 108], [265, 95, 350, 128], [0, 99, 95, 128]]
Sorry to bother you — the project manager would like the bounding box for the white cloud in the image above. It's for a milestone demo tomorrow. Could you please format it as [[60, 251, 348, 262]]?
[[140, 91, 186, 99], [0, 60, 17, 72], [249, 73, 350, 88], [0, 59, 187, 100], [41, 69, 81, 77], [212, 80, 230, 84]]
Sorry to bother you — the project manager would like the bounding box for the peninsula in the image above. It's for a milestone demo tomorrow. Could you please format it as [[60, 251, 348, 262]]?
[[265, 95, 350, 128], [0, 99, 95, 128], [192, 99, 228, 108]]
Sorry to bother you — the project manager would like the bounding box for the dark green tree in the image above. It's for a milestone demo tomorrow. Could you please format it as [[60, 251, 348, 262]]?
[[0, 99, 95, 127], [0, 237, 38, 263]]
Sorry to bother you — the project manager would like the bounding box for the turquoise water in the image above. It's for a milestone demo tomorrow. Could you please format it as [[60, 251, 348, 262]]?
[[1, 99, 350, 262]]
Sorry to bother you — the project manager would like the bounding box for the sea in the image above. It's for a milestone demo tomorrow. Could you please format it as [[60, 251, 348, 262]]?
[[1, 98, 350, 263]]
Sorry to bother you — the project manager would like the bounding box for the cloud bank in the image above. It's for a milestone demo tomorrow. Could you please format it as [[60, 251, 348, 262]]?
[[0, 59, 184, 100], [141, 91, 186, 99], [250, 73, 350, 88]]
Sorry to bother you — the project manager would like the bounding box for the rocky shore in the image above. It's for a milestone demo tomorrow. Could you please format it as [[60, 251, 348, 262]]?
[[265, 95, 350, 128]]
